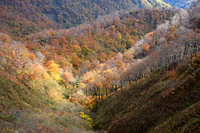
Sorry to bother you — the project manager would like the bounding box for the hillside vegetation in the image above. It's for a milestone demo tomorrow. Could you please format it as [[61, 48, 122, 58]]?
[[91, 1, 200, 132], [0, 0, 199, 133], [93, 62, 200, 132], [0, 0, 170, 38], [0, 36, 96, 132], [26, 8, 175, 73]]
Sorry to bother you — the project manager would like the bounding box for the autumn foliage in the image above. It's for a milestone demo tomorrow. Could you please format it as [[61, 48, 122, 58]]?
[[0, 1, 200, 133]]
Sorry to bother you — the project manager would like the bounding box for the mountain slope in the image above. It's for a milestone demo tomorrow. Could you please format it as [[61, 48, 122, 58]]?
[[0, 1, 199, 133], [162, 0, 197, 9], [87, 1, 200, 132], [0, 0, 170, 38], [26, 8, 175, 73], [93, 65, 200, 132], [0, 35, 95, 132]]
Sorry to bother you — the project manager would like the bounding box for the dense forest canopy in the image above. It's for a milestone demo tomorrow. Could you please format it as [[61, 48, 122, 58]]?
[[26, 7, 176, 72], [0, 0, 170, 38]]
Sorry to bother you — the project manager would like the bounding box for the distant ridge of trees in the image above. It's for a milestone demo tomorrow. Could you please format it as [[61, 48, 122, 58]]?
[[0, 0, 170, 38]]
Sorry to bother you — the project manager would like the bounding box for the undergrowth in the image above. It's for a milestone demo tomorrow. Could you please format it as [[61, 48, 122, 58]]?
[[92, 62, 200, 132]]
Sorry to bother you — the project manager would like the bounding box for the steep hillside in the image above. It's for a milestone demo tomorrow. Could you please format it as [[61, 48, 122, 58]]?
[[85, 1, 200, 132], [0, 36, 96, 132], [79, 0, 199, 100], [0, 78, 94, 133], [93, 63, 200, 132], [0, 0, 170, 38], [0, 1, 199, 133], [162, 0, 197, 8]]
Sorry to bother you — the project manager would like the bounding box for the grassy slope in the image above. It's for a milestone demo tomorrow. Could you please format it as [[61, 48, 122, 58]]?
[[93, 61, 200, 132], [0, 77, 44, 111], [0, 76, 94, 132]]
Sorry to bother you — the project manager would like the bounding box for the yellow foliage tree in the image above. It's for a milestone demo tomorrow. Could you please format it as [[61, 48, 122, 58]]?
[[45, 60, 60, 81]]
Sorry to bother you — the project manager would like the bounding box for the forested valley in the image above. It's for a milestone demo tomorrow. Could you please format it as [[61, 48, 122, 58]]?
[[0, 0, 200, 132]]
